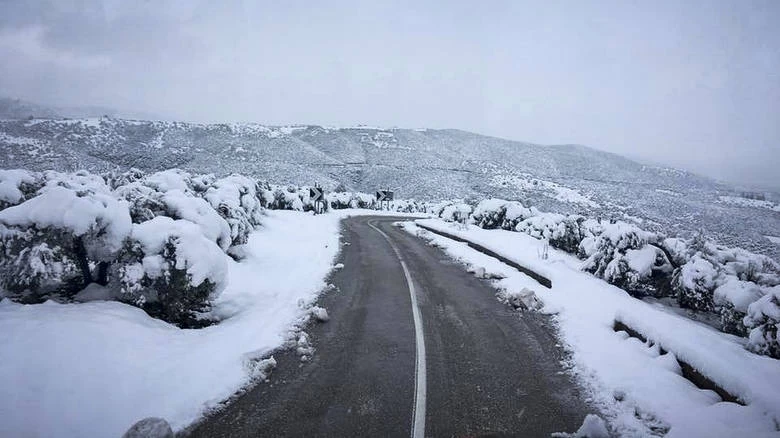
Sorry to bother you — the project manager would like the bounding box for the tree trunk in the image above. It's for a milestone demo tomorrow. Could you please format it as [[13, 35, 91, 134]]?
[[95, 261, 110, 286], [72, 236, 92, 288]]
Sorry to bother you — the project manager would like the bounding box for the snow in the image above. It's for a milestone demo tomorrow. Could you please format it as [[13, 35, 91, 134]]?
[[143, 169, 193, 193], [0, 210, 347, 437], [678, 256, 719, 292], [624, 246, 658, 277], [73, 283, 117, 302], [719, 196, 780, 212], [404, 219, 780, 437], [713, 277, 763, 312], [743, 286, 780, 356], [131, 217, 228, 288], [0, 185, 132, 254], [489, 172, 600, 208], [0, 208, 424, 437], [440, 202, 472, 222], [765, 235, 780, 245], [310, 306, 330, 322], [553, 414, 610, 438], [0, 131, 42, 146], [162, 190, 232, 250], [0, 168, 36, 204], [655, 189, 683, 197]]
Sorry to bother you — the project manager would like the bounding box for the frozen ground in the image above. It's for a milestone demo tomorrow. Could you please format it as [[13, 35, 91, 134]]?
[[0, 210, 417, 438], [404, 219, 780, 437]]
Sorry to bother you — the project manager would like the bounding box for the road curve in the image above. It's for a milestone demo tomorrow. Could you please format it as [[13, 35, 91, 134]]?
[[187, 216, 592, 437]]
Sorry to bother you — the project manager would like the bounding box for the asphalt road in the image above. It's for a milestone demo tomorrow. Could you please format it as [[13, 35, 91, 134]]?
[[187, 216, 592, 438]]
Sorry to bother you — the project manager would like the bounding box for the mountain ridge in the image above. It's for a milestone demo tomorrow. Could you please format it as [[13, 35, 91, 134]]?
[[0, 103, 777, 260]]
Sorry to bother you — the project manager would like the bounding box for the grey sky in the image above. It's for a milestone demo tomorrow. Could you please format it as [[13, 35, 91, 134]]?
[[1, 0, 778, 189]]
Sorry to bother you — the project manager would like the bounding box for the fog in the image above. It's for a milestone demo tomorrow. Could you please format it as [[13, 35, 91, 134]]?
[[1, 0, 778, 188]]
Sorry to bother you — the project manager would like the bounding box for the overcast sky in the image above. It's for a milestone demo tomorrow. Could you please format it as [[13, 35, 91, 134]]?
[[1, 0, 778, 188]]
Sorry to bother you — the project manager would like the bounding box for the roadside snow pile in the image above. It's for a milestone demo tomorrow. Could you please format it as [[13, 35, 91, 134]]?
[[0, 210, 345, 437], [406, 219, 780, 437], [434, 198, 780, 358], [553, 414, 610, 438]]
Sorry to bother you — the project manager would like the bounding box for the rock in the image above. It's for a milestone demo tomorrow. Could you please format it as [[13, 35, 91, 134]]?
[[310, 305, 330, 322], [122, 417, 173, 438]]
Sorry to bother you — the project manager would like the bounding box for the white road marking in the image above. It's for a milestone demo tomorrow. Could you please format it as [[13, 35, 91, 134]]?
[[368, 220, 427, 438]]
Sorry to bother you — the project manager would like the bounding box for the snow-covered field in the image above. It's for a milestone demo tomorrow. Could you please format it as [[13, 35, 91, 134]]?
[[765, 235, 780, 245], [719, 196, 780, 212], [489, 171, 600, 208], [0, 210, 355, 437], [403, 219, 780, 437]]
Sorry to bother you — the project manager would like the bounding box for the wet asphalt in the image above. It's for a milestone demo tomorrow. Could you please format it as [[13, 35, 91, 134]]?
[[186, 216, 592, 438]]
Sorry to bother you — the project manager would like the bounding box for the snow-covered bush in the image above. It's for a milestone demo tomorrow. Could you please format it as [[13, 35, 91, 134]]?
[[0, 225, 82, 301], [743, 286, 780, 358], [265, 186, 306, 211], [550, 215, 595, 254], [670, 235, 779, 318], [0, 168, 262, 326], [327, 191, 376, 210], [0, 169, 41, 210], [579, 222, 667, 295], [113, 217, 228, 327], [104, 167, 146, 190], [203, 174, 264, 248], [112, 170, 234, 251], [0, 184, 132, 300], [470, 199, 533, 230], [671, 253, 720, 312], [446, 195, 779, 356], [388, 199, 420, 213], [438, 202, 473, 223], [713, 277, 763, 336]]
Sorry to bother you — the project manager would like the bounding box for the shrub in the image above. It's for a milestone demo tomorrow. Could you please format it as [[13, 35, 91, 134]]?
[[671, 254, 719, 312], [471, 199, 533, 230], [743, 286, 780, 358], [113, 217, 227, 327], [0, 184, 132, 300]]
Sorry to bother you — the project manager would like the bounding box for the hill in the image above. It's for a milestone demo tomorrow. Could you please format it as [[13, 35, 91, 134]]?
[[0, 116, 777, 259]]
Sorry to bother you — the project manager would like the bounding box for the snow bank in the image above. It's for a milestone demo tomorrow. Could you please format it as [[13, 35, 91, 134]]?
[[0, 211, 344, 437], [406, 219, 780, 437], [436, 197, 780, 356]]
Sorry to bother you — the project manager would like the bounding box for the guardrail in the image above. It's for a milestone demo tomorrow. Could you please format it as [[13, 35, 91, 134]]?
[[415, 223, 552, 289], [613, 320, 743, 405]]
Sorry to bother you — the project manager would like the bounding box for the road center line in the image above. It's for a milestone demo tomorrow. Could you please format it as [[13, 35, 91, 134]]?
[[368, 220, 426, 438]]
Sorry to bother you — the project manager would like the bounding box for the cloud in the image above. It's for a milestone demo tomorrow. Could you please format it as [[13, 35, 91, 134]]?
[[0, 0, 778, 188], [0, 26, 110, 69]]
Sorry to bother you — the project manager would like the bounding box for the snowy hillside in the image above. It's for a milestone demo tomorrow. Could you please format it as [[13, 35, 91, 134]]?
[[0, 116, 778, 260]]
